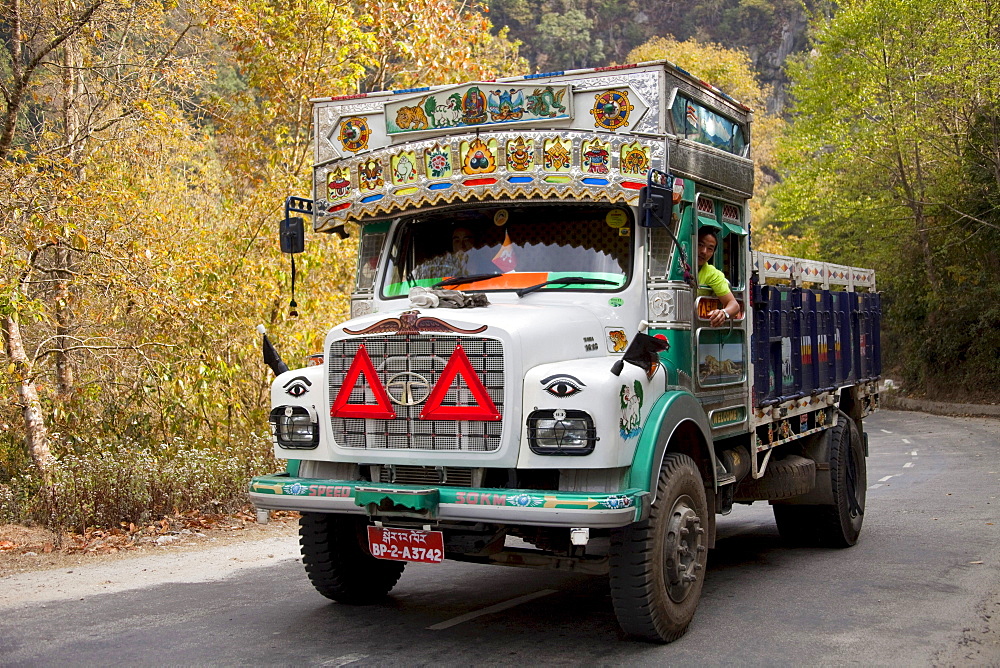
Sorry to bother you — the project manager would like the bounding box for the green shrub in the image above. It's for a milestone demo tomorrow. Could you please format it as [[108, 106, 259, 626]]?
[[0, 434, 278, 533]]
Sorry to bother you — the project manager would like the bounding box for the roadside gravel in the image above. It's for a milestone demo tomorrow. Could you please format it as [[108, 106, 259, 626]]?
[[0, 517, 301, 610]]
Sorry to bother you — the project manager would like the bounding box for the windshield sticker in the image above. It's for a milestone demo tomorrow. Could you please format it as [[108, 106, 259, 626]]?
[[619, 380, 643, 440], [606, 209, 627, 228], [608, 329, 628, 352], [698, 329, 746, 385], [492, 231, 518, 272]]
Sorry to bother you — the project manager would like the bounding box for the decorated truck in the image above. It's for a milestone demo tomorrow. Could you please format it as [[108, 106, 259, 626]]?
[[249, 61, 881, 642]]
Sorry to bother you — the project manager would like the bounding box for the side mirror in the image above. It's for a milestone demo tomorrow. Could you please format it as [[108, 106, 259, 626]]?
[[280, 216, 305, 254], [638, 169, 673, 228]]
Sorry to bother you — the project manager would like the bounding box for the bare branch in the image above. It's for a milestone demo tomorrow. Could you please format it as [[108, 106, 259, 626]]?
[[33, 338, 178, 364], [0, 0, 105, 160]]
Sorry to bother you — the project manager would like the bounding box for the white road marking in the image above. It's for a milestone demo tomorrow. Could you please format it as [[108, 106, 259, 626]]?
[[903, 462, 914, 468], [881, 429, 893, 434], [911, 450, 918, 456], [902, 438, 911, 444], [322, 654, 370, 667], [879, 475, 894, 482], [870, 484, 883, 489], [428, 589, 558, 630]]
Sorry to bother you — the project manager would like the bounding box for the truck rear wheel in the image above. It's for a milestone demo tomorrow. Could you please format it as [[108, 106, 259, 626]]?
[[299, 512, 405, 604], [609, 452, 708, 642], [773, 410, 866, 547]]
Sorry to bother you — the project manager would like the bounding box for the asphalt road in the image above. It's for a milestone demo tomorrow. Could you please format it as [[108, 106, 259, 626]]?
[[1, 410, 998, 666]]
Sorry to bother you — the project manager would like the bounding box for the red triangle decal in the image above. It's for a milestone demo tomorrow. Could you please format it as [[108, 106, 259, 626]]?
[[420, 344, 501, 421], [330, 344, 396, 419]]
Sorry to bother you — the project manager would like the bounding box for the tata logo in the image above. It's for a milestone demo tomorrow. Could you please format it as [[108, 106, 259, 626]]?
[[385, 372, 432, 406]]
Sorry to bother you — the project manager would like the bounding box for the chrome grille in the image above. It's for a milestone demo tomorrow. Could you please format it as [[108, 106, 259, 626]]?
[[376, 465, 475, 487], [328, 334, 504, 452]]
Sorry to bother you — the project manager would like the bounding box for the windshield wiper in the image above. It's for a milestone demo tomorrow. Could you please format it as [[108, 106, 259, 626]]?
[[432, 273, 502, 288], [516, 276, 619, 298]]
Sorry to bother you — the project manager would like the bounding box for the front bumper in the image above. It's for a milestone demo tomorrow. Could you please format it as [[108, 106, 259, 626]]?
[[249, 474, 648, 528]]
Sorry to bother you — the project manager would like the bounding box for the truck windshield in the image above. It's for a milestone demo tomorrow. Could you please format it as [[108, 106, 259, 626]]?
[[381, 204, 633, 297]]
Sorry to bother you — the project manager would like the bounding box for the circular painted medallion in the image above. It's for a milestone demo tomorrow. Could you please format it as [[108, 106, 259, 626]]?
[[338, 117, 371, 152], [590, 90, 634, 131]]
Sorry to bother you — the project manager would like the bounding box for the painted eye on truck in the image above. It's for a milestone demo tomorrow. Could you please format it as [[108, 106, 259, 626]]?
[[542, 375, 585, 398], [283, 376, 312, 397]]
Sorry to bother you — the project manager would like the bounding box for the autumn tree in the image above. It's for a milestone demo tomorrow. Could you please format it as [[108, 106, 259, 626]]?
[[0, 0, 213, 479], [358, 0, 526, 92]]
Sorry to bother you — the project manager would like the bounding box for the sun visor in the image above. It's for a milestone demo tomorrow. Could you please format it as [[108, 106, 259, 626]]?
[[697, 216, 723, 234], [723, 221, 747, 237]]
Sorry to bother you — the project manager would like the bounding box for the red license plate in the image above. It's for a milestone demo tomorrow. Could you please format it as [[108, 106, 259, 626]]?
[[367, 526, 445, 564]]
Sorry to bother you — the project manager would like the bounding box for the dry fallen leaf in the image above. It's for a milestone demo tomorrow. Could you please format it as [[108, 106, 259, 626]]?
[[969, 561, 984, 565]]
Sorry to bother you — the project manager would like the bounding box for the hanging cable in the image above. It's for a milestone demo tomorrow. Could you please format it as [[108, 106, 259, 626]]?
[[289, 254, 298, 318]]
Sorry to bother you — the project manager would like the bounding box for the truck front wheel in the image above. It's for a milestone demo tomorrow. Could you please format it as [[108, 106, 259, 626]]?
[[609, 452, 709, 642], [299, 512, 405, 604]]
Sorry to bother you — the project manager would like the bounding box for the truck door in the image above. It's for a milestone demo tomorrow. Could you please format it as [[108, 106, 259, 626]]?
[[693, 195, 750, 434]]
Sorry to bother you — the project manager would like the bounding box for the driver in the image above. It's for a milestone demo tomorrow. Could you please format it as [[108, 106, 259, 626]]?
[[416, 225, 488, 278], [697, 227, 740, 326]]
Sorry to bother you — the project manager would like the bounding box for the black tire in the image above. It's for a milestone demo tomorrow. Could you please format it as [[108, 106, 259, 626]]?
[[773, 410, 866, 547], [733, 455, 816, 502], [299, 513, 405, 604], [609, 453, 709, 643]]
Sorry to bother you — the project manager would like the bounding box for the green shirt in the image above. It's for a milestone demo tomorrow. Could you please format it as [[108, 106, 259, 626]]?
[[698, 262, 731, 297]]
